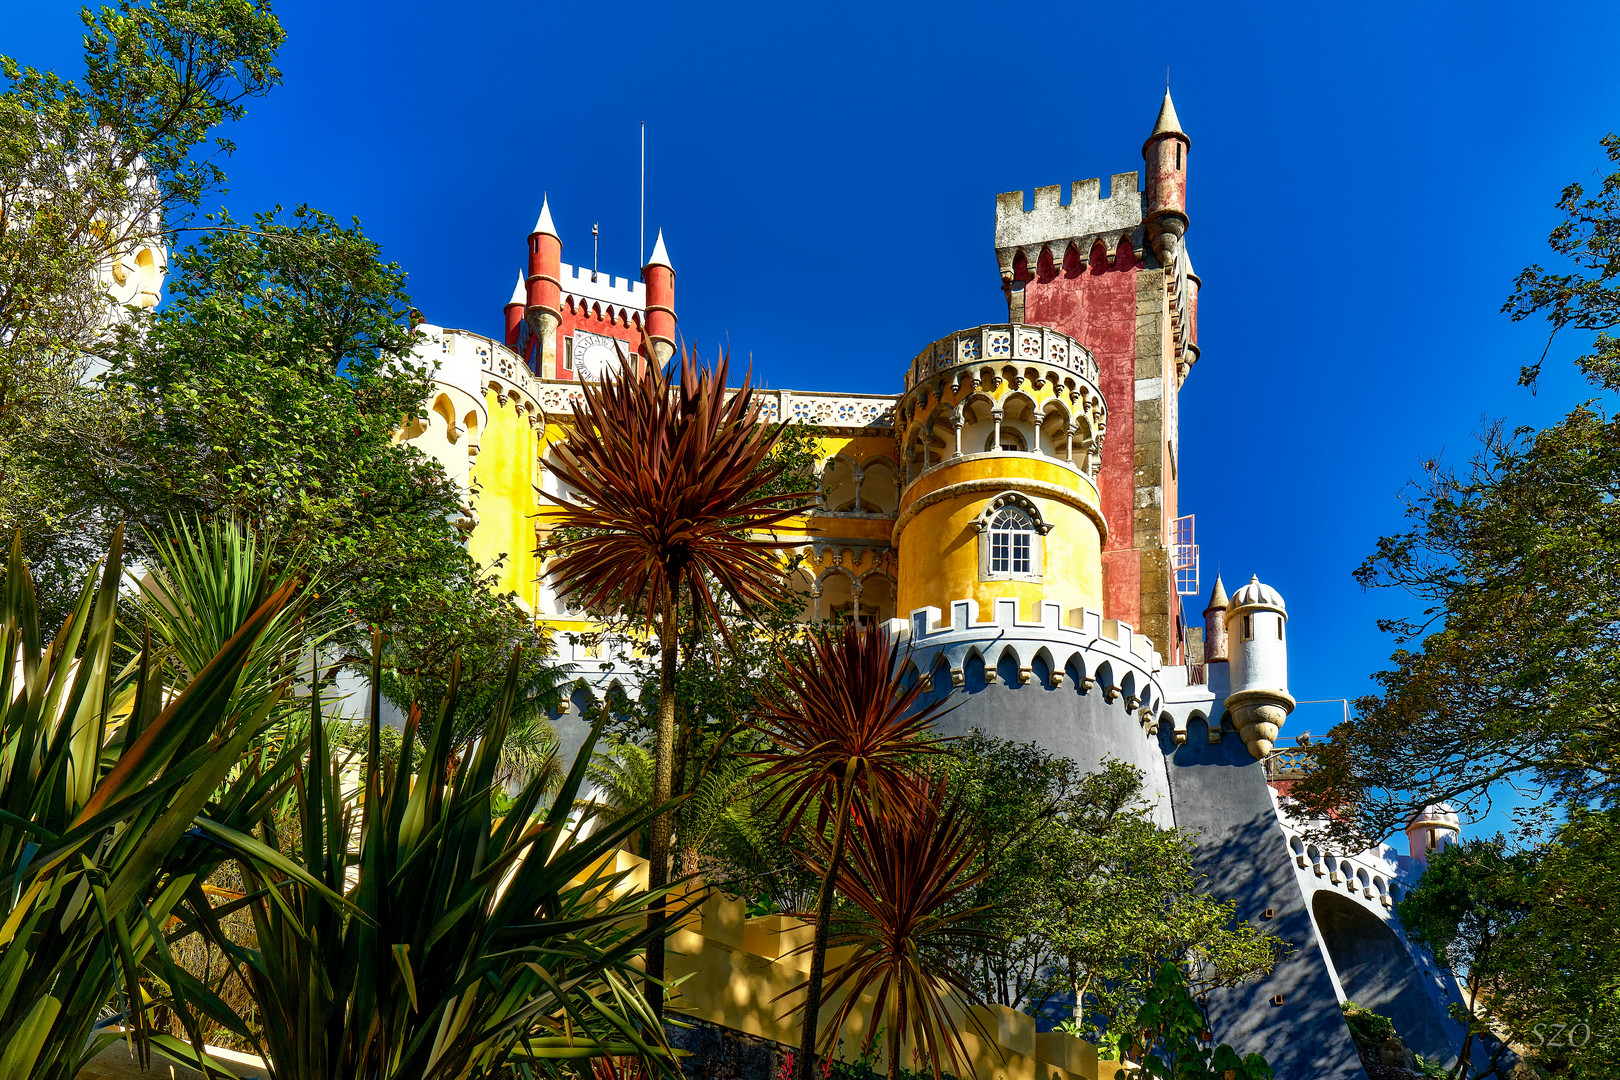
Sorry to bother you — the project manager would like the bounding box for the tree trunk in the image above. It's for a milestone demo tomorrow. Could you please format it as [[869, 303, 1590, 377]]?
[[796, 763, 855, 1080], [645, 584, 678, 1020], [1452, 973, 1481, 1080], [888, 991, 902, 1080]]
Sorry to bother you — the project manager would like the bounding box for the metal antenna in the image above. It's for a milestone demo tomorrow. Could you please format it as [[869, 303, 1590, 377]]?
[[639, 122, 646, 267], [592, 223, 599, 282]]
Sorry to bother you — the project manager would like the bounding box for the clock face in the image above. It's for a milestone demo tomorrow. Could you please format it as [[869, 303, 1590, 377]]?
[[571, 331, 627, 379]]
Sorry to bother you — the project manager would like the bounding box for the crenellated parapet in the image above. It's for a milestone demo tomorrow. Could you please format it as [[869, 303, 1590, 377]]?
[[993, 175, 1144, 282], [897, 598, 1163, 724]]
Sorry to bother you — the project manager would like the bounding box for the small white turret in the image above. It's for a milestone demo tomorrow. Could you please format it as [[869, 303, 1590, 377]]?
[[1406, 804, 1461, 864], [1223, 574, 1294, 759]]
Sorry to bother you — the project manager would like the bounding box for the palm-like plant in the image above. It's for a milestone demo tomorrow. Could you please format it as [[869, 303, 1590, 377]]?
[[540, 346, 809, 1013], [188, 632, 688, 1079], [0, 526, 328, 1079], [748, 620, 953, 1080], [813, 775, 998, 1080], [135, 515, 338, 727]]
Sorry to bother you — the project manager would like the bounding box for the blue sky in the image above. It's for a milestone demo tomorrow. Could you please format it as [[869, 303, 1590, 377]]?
[[9, 0, 1620, 835]]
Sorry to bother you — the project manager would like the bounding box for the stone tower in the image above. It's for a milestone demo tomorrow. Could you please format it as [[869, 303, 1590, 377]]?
[[993, 90, 1200, 660]]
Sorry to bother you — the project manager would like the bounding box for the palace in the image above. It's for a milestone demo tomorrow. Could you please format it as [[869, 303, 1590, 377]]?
[[400, 92, 1469, 1080]]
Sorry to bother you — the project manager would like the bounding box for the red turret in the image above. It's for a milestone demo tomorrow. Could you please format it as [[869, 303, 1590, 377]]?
[[525, 197, 562, 376], [643, 229, 676, 364], [503, 271, 525, 348], [1142, 90, 1190, 268]]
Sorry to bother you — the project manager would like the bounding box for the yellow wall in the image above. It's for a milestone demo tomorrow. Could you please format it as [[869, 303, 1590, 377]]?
[[467, 389, 543, 613], [601, 850, 1113, 1080], [895, 455, 1105, 622]]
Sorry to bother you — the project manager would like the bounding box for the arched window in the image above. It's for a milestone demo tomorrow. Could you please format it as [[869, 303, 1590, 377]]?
[[989, 507, 1034, 576], [974, 492, 1050, 582]]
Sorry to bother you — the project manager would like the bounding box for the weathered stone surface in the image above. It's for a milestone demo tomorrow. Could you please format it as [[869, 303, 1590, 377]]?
[[667, 1016, 787, 1080]]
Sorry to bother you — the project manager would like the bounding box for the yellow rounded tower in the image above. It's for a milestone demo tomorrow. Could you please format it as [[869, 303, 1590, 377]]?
[[893, 324, 1108, 621]]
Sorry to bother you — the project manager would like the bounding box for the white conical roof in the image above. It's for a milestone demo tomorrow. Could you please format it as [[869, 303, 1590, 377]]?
[[1151, 89, 1185, 138], [645, 228, 672, 269], [531, 195, 557, 238], [507, 271, 525, 307], [1230, 574, 1285, 612]]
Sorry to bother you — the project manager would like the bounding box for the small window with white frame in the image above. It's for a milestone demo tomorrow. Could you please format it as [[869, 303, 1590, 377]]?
[[975, 492, 1050, 583]]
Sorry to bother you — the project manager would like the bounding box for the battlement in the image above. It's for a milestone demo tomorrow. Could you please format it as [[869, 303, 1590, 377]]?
[[893, 598, 1166, 727], [994, 172, 1144, 261], [558, 262, 646, 313]]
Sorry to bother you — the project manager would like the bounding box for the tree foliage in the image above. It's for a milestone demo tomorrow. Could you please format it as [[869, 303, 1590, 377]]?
[[0, 0, 282, 393], [1398, 824, 1620, 1080], [946, 733, 1280, 1044], [1291, 135, 1620, 843], [0, 0, 283, 619], [187, 639, 684, 1080], [1119, 962, 1272, 1080]]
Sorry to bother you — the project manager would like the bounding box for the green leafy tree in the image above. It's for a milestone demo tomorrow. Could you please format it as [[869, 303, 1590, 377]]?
[[947, 733, 1280, 1044], [1502, 810, 1620, 1080], [34, 203, 554, 726], [1117, 962, 1272, 1080], [0, 0, 283, 619], [1398, 820, 1620, 1080], [1291, 135, 1620, 843], [1395, 838, 1534, 1080]]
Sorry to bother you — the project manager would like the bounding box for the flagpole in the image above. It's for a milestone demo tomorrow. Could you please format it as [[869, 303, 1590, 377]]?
[[640, 121, 646, 268]]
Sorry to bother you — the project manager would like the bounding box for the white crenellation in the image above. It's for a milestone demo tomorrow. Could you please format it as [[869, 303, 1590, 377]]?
[[894, 598, 1164, 726], [558, 262, 646, 317], [1273, 794, 1470, 1018]]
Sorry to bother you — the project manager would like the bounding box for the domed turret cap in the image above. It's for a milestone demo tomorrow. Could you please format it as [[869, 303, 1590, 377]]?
[[1408, 804, 1461, 830], [1230, 574, 1285, 613]]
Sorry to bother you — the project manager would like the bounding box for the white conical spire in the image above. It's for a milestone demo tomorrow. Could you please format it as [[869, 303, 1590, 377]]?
[[507, 271, 525, 307], [1151, 89, 1185, 138], [531, 195, 557, 238], [645, 228, 672, 269]]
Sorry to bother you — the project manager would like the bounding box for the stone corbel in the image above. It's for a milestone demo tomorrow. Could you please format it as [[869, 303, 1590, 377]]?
[[1018, 666, 1033, 685]]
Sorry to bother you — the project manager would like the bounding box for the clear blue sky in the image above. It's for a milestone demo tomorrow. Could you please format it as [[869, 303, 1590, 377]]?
[[8, 0, 1620, 835]]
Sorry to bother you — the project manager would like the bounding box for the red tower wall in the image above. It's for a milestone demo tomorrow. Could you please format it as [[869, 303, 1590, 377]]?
[[1019, 238, 1169, 643]]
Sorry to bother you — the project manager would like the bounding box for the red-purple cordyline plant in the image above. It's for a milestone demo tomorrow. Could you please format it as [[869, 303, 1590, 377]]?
[[540, 345, 810, 1016], [749, 620, 955, 1080], [813, 774, 1000, 1080]]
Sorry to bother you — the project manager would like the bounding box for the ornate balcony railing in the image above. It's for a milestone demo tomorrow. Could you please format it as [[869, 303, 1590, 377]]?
[[904, 323, 1099, 391]]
